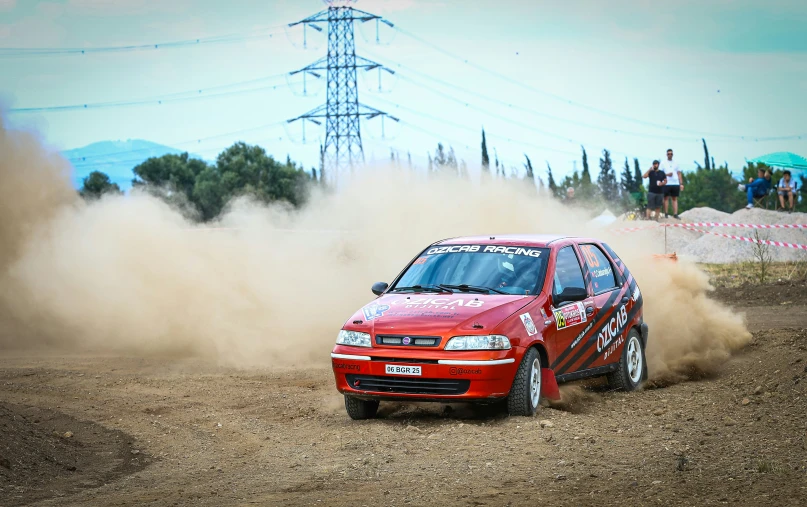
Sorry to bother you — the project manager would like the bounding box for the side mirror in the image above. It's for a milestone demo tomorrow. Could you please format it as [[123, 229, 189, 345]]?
[[554, 287, 587, 306], [371, 282, 389, 296]]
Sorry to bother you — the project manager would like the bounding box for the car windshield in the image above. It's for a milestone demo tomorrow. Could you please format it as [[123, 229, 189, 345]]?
[[392, 244, 549, 295]]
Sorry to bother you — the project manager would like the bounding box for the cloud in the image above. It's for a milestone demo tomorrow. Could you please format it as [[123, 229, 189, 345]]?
[[0, 0, 16, 13], [353, 0, 417, 13], [0, 2, 66, 45], [65, 0, 193, 16]]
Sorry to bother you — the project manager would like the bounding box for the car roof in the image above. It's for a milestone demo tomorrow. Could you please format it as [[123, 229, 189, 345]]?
[[435, 234, 599, 248]]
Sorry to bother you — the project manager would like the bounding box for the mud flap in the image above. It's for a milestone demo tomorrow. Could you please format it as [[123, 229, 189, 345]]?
[[541, 369, 561, 400]]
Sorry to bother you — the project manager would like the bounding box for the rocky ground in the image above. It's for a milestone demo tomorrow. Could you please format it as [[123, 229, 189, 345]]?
[[1, 282, 806, 506]]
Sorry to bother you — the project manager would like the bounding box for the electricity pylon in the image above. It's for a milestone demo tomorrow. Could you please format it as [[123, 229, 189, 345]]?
[[287, 1, 398, 187]]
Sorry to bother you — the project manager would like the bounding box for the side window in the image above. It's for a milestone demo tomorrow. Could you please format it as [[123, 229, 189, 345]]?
[[580, 244, 618, 293], [552, 246, 586, 303]]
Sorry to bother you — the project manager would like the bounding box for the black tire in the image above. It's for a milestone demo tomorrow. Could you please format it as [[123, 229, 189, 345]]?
[[344, 395, 379, 420], [606, 328, 645, 391], [507, 347, 542, 416]]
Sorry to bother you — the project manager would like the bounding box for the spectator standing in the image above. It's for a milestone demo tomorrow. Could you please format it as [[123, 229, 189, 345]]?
[[565, 187, 575, 202], [777, 170, 798, 212], [642, 160, 666, 220], [660, 148, 683, 219], [737, 168, 772, 209]]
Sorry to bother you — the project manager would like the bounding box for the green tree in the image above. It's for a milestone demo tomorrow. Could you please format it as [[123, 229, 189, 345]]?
[[597, 149, 619, 204], [677, 164, 744, 213], [430, 143, 458, 175], [558, 169, 581, 200], [481, 129, 490, 173], [133, 143, 311, 221], [619, 157, 635, 199], [702, 138, 711, 170], [579, 146, 596, 199], [546, 162, 559, 197], [79, 171, 121, 199], [523, 154, 534, 181], [132, 152, 207, 199], [633, 158, 642, 191]]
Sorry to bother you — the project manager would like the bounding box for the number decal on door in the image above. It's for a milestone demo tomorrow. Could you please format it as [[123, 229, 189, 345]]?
[[581, 245, 600, 267]]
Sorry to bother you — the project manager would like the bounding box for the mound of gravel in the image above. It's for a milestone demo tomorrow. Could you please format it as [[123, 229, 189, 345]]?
[[608, 206, 807, 263], [681, 208, 807, 263]]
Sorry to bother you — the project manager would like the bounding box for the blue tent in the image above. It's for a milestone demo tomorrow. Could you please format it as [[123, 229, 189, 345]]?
[[749, 151, 807, 171]]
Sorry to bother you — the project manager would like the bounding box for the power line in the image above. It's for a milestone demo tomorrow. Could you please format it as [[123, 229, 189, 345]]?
[[386, 70, 656, 159], [365, 96, 579, 158], [9, 73, 295, 113], [0, 26, 287, 58], [393, 25, 807, 142], [364, 50, 706, 143]]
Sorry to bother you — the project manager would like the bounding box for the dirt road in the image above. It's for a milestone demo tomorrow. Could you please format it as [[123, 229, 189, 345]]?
[[1, 282, 806, 506]]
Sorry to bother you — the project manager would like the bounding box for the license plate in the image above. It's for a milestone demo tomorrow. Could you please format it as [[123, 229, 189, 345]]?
[[385, 364, 422, 376]]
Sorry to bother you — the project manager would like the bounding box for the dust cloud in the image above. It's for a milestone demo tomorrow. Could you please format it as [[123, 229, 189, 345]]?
[[0, 118, 750, 382]]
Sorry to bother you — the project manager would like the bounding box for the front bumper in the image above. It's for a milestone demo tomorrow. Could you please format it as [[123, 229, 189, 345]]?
[[331, 346, 519, 402]]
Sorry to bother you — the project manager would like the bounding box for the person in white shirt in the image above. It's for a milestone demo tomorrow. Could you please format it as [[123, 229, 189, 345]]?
[[659, 148, 684, 219], [777, 170, 798, 211]]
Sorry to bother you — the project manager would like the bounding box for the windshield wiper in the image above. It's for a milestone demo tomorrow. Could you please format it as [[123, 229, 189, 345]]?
[[390, 284, 452, 293], [438, 284, 507, 295]]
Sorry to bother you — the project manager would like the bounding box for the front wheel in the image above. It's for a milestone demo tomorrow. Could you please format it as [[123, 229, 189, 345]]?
[[344, 395, 379, 420], [507, 347, 542, 416], [606, 329, 646, 391]]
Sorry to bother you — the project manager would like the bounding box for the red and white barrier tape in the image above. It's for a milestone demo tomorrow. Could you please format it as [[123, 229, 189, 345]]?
[[610, 225, 660, 234], [669, 222, 807, 230], [610, 222, 807, 234], [681, 226, 807, 250]]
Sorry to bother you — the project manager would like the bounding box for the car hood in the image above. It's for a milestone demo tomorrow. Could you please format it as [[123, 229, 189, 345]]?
[[349, 293, 535, 337]]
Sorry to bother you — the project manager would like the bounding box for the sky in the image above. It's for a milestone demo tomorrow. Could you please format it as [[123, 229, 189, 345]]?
[[1, 0, 807, 182]]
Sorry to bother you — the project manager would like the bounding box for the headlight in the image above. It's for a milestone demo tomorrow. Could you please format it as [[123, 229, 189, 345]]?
[[336, 330, 372, 347], [445, 335, 511, 350]]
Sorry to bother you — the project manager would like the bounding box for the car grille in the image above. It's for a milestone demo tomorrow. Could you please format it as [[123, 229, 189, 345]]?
[[375, 335, 441, 347], [346, 375, 470, 395]]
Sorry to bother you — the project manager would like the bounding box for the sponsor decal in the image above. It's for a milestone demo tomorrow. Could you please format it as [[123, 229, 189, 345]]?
[[412, 256, 428, 265], [519, 312, 538, 336], [333, 362, 361, 372], [427, 245, 481, 255], [392, 297, 484, 310], [603, 335, 625, 361], [596, 304, 628, 353], [362, 303, 390, 321], [391, 310, 460, 319], [425, 245, 542, 258], [449, 367, 482, 375], [553, 302, 587, 330], [569, 321, 594, 350], [590, 266, 613, 278], [539, 307, 548, 319], [632, 286, 641, 302]]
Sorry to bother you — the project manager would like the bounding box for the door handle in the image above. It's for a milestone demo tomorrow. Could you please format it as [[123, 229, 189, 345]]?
[[621, 296, 629, 304]]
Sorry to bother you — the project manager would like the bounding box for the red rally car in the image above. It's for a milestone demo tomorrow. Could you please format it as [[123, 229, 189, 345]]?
[[331, 235, 648, 420]]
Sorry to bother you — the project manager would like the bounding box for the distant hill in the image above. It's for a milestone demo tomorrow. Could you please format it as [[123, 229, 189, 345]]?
[[64, 140, 206, 191]]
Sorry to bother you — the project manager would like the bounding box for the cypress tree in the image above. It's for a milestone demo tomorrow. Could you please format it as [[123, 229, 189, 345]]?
[[597, 149, 618, 203], [481, 129, 490, 173], [620, 157, 634, 198], [546, 162, 558, 197], [702, 138, 711, 170]]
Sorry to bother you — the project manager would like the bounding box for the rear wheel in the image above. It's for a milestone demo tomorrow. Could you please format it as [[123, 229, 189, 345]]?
[[606, 329, 645, 391], [507, 347, 542, 416], [344, 395, 379, 420]]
